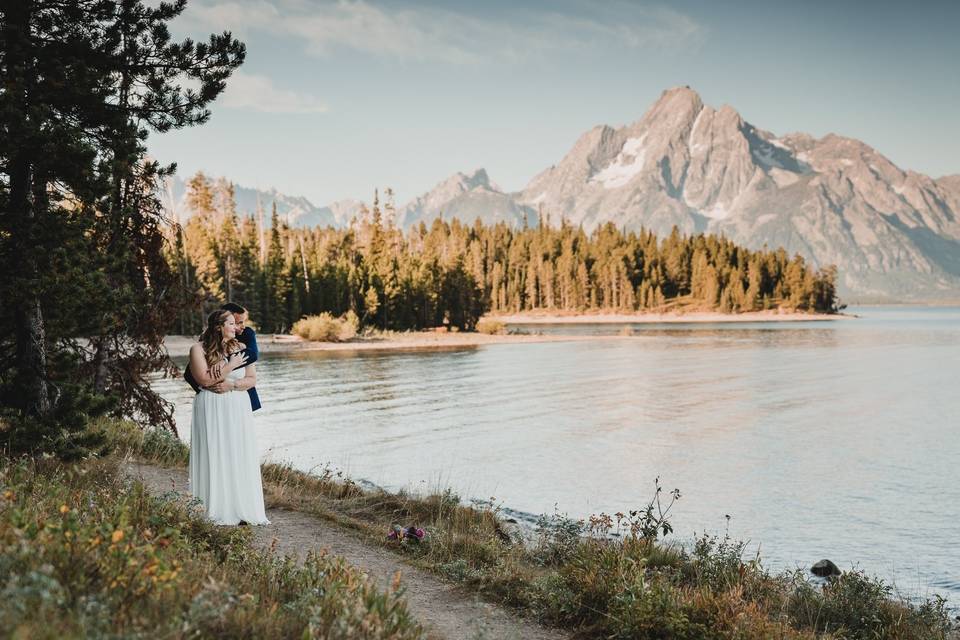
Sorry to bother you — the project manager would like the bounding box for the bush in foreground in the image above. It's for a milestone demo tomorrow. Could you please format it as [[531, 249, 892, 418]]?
[[0, 455, 423, 639]]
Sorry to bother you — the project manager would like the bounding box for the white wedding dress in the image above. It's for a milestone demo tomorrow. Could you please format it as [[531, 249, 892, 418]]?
[[188, 367, 270, 525]]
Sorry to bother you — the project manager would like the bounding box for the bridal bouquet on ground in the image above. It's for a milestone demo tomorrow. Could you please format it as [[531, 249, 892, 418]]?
[[387, 524, 426, 545]]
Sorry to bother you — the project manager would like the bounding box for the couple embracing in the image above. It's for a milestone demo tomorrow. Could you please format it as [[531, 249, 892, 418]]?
[[185, 302, 269, 526]]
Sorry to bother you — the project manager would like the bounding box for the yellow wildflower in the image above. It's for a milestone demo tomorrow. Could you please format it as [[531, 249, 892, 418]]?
[[59, 504, 69, 514], [111, 529, 124, 543]]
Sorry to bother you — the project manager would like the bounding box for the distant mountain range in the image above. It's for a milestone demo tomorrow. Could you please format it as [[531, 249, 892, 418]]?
[[161, 176, 365, 229], [161, 87, 960, 301]]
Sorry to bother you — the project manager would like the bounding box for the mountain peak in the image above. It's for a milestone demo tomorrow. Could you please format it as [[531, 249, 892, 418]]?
[[398, 168, 531, 228], [635, 85, 706, 134], [651, 85, 704, 112], [464, 168, 491, 189], [440, 168, 491, 193], [657, 85, 703, 106]]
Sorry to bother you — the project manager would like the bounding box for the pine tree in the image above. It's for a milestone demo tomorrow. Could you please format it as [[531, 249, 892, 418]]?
[[263, 204, 290, 332], [1, 0, 244, 454], [236, 216, 262, 318]]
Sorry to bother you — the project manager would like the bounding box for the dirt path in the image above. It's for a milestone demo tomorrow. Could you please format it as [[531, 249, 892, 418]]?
[[122, 459, 569, 640]]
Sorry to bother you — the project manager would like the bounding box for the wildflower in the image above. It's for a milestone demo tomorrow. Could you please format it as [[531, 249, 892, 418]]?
[[405, 526, 425, 542], [111, 529, 124, 543], [59, 504, 70, 514], [4, 490, 15, 500], [387, 524, 426, 543]]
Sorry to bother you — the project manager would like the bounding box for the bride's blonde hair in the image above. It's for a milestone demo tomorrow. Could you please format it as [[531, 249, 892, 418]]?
[[199, 310, 242, 366]]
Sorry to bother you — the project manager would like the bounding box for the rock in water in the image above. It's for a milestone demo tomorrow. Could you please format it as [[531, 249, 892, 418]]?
[[811, 559, 842, 577]]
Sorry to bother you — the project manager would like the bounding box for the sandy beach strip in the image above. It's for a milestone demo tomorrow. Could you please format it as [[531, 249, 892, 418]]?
[[490, 310, 852, 324], [162, 331, 595, 358], [163, 310, 850, 357]]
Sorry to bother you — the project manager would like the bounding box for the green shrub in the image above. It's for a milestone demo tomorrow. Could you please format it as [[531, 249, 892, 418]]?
[[786, 569, 954, 639], [292, 311, 359, 342], [533, 510, 583, 566], [98, 418, 189, 466]]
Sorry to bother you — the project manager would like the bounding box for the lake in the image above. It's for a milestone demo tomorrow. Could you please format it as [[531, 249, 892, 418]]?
[[155, 306, 960, 604]]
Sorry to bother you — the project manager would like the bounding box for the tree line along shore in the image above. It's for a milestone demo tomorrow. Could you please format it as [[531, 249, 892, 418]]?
[[169, 174, 841, 336]]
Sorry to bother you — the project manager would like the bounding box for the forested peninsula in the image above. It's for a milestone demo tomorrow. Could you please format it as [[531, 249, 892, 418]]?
[[171, 174, 840, 334]]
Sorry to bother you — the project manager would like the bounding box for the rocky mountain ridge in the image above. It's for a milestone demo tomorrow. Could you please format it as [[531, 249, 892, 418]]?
[[397, 88, 960, 299], [162, 87, 960, 299], [161, 175, 364, 229]]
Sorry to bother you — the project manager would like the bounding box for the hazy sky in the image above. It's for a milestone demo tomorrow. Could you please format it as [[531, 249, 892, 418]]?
[[147, 0, 960, 206]]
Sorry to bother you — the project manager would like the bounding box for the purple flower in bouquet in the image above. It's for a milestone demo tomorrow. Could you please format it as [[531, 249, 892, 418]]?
[[386, 524, 426, 544], [405, 526, 426, 542]]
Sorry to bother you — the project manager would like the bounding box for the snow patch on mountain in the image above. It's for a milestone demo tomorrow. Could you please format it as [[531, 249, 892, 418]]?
[[591, 136, 648, 189], [753, 145, 784, 169], [702, 203, 730, 220], [770, 138, 791, 150]]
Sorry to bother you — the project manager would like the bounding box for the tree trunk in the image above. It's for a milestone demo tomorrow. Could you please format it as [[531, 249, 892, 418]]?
[[5, 1, 53, 416], [9, 158, 53, 417], [297, 235, 310, 293]]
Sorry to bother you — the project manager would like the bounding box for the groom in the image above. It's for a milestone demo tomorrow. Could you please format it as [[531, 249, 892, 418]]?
[[184, 302, 262, 411]]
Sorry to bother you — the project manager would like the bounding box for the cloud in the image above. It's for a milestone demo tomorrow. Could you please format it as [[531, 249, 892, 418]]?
[[219, 71, 328, 113], [183, 0, 705, 64]]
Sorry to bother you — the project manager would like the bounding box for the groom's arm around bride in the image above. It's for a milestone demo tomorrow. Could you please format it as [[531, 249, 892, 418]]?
[[184, 302, 262, 411]]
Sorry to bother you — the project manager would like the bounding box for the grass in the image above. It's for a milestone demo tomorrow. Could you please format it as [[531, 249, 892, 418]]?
[[0, 441, 423, 638], [105, 420, 956, 639]]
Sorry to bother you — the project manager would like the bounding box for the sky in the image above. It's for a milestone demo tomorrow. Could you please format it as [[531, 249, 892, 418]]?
[[147, 0, 960, 207]]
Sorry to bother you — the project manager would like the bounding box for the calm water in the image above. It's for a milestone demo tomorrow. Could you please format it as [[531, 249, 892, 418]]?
[[156, 306, 960, 604]]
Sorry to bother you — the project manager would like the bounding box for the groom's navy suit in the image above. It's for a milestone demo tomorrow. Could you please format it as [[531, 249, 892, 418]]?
[[184, 327, 262, 411]]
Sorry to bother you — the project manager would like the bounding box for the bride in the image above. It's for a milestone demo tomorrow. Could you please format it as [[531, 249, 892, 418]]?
[[187, 309, 270, 526]]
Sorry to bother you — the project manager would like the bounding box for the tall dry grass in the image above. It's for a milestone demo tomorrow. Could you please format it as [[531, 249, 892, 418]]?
[[0, 453, 423, 639], [110, 420, 957, 639]]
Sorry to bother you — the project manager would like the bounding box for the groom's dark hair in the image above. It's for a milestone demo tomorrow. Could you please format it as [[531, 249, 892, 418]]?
[[221, 302, 247, 314]]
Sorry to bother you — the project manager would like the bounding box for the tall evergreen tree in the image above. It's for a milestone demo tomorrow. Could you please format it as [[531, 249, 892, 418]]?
[[262, 204, 290, 332], [0, 0, 244, 454]]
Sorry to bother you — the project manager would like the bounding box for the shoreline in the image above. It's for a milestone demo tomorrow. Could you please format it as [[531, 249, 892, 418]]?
[[489, 309, 853, 324], [162, 331, 595, 358], [163, 311, 851, 358]]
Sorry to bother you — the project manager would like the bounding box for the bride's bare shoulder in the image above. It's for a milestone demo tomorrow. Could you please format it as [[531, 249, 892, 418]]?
[[189, 342, 204, 355]]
